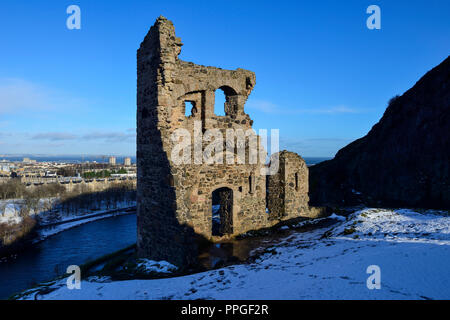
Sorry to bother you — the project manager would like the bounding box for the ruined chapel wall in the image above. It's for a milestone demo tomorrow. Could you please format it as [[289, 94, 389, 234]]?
[[282, 152, 309, 219], [137, 17, 269, 267], [137, 17, 313, 268], [267, 151, 309, 220], [149, 18, 268, 239]]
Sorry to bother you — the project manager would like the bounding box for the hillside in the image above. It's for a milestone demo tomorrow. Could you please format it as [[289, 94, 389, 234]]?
[[310, 56, 450, 209]]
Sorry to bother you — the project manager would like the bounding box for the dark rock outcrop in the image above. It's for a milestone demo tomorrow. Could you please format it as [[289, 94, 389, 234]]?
[[310, 56, 450, 209]]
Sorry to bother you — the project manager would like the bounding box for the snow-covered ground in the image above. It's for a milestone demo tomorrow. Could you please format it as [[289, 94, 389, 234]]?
[[17, 208, 450, 300]]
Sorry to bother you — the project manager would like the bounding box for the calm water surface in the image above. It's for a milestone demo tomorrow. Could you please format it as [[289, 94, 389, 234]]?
[[0, 214, 136, 299]]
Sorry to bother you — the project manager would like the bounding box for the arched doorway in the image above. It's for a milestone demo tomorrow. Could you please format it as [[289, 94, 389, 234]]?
[[211, 187, 233, 236]]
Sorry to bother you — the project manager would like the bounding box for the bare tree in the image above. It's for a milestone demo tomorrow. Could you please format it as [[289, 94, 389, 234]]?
[[0, 201, 6, 217]]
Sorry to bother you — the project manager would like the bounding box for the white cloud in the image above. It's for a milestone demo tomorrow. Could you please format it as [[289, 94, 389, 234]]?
[[0, 78, 53, 114], [245, 100, 281, 114], [28, 131, 136, 143], [0, 129, 136, 155], [31, 132, 78, 141], [0, 78, 87, 115], [312, 106, 360, 114], [81, 131, 135, 143], [0, 121, 10, 128], [245, 99, 363, 115], [279, 136, 354, 157]]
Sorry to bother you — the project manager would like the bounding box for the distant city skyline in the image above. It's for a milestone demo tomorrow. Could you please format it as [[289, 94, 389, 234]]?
[[0, 0, 449, 157]]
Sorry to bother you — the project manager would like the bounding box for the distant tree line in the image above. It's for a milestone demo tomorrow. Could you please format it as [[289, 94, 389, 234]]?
[[0, 179, 65, 201], [56, 166, 78, 177], [1, 180, 136, 215], [82, 168, 127, 179], [56, 164, 125, 177], [56, 181, 136, 217]]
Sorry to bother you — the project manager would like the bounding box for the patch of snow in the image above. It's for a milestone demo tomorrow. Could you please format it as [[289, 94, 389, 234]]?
[[330, 208, 450, 245], [329, 213, 346, 221], [136, 259, 178, 274], [0, 201, 23, 224]]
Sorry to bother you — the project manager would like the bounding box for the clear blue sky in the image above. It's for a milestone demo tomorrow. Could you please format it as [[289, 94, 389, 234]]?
[[0, 0, 449, 157]]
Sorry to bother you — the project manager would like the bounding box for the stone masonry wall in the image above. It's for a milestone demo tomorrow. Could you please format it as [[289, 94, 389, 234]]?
[[137, 17, 312, 268], [267, 151, 309, 220]]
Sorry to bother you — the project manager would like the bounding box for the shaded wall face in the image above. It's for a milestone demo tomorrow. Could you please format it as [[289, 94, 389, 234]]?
[[137, 21, 199, 268], [267, 157, 286, 219]]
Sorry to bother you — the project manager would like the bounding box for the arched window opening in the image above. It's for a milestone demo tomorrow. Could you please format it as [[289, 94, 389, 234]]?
[[211, 187, 233, 236], [248, 174, 255, 194], [185, 101, 197, 117], [295, 172, 299, 191], [214, 86, 238, 117], [214, 89, 227, 116]]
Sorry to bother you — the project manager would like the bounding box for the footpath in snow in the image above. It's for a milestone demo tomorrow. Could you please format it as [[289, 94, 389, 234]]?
[[18, 207, 450, 300]]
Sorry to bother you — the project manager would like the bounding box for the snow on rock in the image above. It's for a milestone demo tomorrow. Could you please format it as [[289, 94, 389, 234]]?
[[328, 213, 346, 221], [0, 201, 23, 224], [0, 198, 60, 225], [18, 208, 450, 300], [330, 208, 450, 244], [136, 259, 178, 274]]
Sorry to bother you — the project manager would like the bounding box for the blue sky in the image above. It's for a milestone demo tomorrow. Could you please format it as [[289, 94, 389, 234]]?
[[0, 0, 449, 157]]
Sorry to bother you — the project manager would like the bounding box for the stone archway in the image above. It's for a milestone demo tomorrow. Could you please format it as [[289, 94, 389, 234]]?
[[211, 187, 233, 236]]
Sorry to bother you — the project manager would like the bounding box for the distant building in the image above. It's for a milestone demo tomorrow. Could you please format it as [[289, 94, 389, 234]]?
[[124, 157, 132, 166], [0, 165, 10, 175], [45, 171, 57, 177], [108, 156, 116, 165], [111, 173, 136, 178], [23, 158, 36, 164]]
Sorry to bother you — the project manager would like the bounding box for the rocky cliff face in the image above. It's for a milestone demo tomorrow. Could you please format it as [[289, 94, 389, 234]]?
[[309, 56, 450, 209]]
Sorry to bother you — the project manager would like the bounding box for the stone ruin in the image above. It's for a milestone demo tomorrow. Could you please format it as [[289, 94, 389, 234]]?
[[137, 17, 322, 268]]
